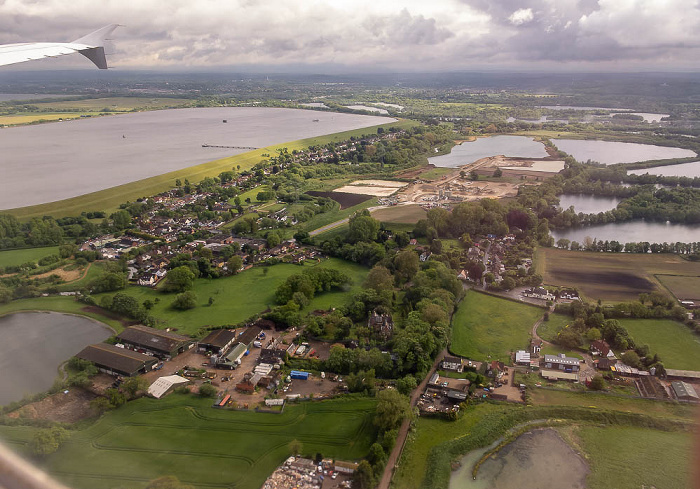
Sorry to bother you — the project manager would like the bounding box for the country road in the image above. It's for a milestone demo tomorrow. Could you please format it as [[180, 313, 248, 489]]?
[[308, 217, 350, 236]]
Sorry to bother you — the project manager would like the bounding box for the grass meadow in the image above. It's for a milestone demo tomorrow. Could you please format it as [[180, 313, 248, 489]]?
[[657, 274, 700, 302], [0, 395, 377, 489], [619, 319, 700, 370], [450, 290, 544, 362], [96, 258, 368, 336], [370, 204, 427, 224], [578, 426, 692, 489], [0, 246, 59, 269]]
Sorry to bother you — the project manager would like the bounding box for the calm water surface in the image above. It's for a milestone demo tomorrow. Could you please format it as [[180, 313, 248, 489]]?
[[0, 312, 112, 405], [558, 194, 622, 214], [628, 161, 700, 178], [344, 105, 389, 114], [450, 429, 588, 489], [429, 136, 548, 168], [552, 139, 696, 165], [0, 107, 394, 209], [551, 221, 700, 245]]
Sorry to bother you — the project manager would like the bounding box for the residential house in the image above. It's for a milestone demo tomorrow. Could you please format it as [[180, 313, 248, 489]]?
[[530, 339, 543, 358], [590, 340, 616, 359], [441, 356, 463, 372], [368, 310, 394, 340], [487, 361, 506, 379]]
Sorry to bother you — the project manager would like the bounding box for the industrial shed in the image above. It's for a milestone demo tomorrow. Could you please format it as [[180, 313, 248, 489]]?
[[237, 326, 263, 349], [76, 344, 157, 377], [117, 325, 193, 359], [148, 375, 189, 399], [198, 329, 238, 354]]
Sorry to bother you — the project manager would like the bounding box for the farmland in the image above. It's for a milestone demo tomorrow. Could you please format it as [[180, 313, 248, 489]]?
[[0, 395, 377, 489], [371, 204, 427, 224], [578, 426, 692, 489], [657, 274, 700, 302], [450, 290, 544, 362], [535, 247, 700, 302], [95, 258, 368, 336], [0, 246, 59, 269], [306, 190, 373, 209], [619, 319, 700, 370]]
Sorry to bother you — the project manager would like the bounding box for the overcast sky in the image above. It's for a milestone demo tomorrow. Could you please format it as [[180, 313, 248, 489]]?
[[1, 0, 699, 71]]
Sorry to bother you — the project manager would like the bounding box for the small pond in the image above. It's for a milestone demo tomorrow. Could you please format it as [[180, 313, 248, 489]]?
[[0, 312, 112, 406], [450, 429, 588, 489], [558, 194, 622, 214], [552, 139, 696, 165], [429, 136, 548, 168]]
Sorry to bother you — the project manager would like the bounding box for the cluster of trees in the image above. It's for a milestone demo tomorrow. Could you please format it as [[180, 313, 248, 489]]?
[[556, 236, 700, 254], [90, 292, 156, 327], [275, 268, 351, 304]]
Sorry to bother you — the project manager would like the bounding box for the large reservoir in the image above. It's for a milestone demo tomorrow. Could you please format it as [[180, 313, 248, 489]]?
[[0, 312, 112, 406], [0, 107, 395, 209]]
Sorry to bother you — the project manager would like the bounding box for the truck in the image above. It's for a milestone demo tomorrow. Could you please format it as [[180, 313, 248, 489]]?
[[253, 340, 262, 348]]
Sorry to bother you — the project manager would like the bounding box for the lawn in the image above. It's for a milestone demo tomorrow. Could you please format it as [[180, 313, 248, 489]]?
[[0, 246, 59, 269], [7, 119, 413, 221], [535, 247, 700, 302], [578, 426, 693, 489], [450, 290, 545, 363], [657, 274, 700, 302], [536, 313, 573, 343], [371, 204, 427, 224], [0, 394, 377, 489], [619, 319, 700, 370], [96, 258, 368, 336]]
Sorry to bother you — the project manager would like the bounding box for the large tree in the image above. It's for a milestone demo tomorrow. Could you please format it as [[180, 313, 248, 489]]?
[[163, 266, 196, 293], [374, 389, 411, 432]]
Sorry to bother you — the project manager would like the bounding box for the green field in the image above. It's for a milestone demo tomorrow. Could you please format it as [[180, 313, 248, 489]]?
[[536, 313, 573, 343], [6, 119, 414, 220], [0, 246, 60, 269], [620, 319, 700, 370], [579, 426, 692, 489], [31, 97, 194, 111], [0, 395, 377, 489], [370, 204, 427, 224], [450, 290, 544, 362], [96, 258, 368, 336]]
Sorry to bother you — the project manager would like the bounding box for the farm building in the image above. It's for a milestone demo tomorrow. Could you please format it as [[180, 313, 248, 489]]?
[[541, 370, 579, 381], [198, 329, 238, 355], [515, 350, 531, 365], [76, 344, 158, 377], [216, 343, 248, 369], [665, 369, 700, 381], [237, 326, 263, 350], [671, 381, 699, 402], [441, 355, 463, 372], [334, 461, 359, 475], [542, 354, 580, 372], [148, 375, 189, 399], [530, 339, 542, 358], [260, 348, 286, 364], [117, 325, 193, 359]]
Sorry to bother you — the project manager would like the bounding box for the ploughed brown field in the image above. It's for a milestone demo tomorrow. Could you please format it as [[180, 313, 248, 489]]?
[[306, 190, 372, 209], [536, 247, 700, 302]]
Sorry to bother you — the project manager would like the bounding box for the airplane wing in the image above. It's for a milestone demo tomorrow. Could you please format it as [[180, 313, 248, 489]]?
[[0, 24, 119, 69]]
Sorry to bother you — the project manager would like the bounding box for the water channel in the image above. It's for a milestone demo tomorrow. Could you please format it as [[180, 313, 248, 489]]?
[[552, 139, 696, 165], [0, 312, 112, 406], [429, 136, 548, 168]]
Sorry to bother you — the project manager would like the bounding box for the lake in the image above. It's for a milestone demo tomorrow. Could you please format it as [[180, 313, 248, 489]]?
[[551, 221, 700, 245], [628, 161, 700, 178], [0, 107, 395, 209], [0, 312, 112, 406], [552, 139, 696, 165], [558, 194, 622, 214], [428, 136, 548, 168], [450, 429, 588, 489], [629, 113, 669, 123]]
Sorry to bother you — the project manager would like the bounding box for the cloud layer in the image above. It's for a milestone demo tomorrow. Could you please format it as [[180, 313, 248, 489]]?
[[0, 0, 698, 70]]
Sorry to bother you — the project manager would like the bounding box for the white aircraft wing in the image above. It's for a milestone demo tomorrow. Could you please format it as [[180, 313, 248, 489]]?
[[0, 24, 119, 69]]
